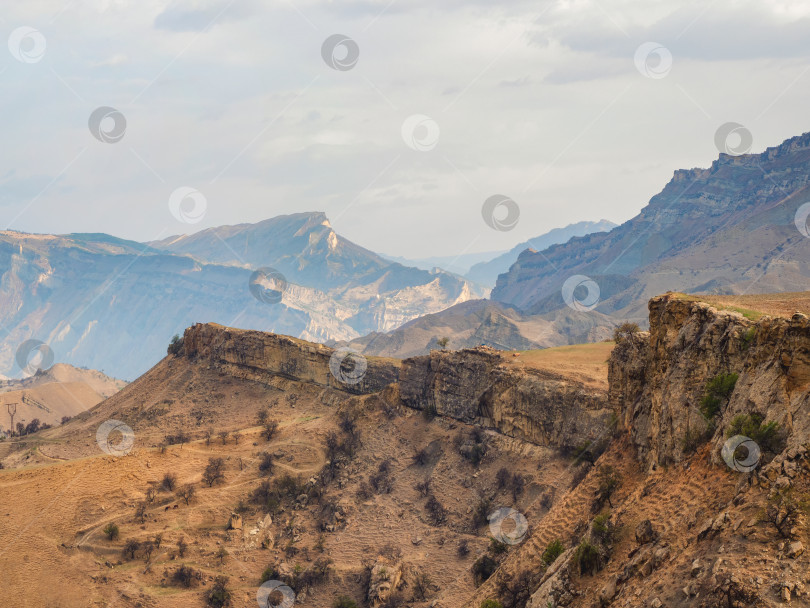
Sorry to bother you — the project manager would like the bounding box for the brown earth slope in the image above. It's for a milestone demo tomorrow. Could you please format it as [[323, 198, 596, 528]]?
[[1, 293, 809, 608]]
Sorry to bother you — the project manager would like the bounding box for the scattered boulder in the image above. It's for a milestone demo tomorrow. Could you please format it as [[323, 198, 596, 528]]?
[[598, 576, 617, 605], [635, 519, 657, 545], [367, 558, 402, 607], [787, 540, 804, 559]]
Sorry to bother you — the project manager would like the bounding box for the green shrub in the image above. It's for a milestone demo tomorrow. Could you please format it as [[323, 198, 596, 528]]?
[[206, 575, 232, 607], [727, 413, 784, 454], [594, 465, 621, 510], [334, 598, 359, 608], [489, 537, 509, 555], [591, 512, 617, 544], [741, 327, 756, 349], [541, 539, 564, 566], [480, 601, 502, 608], [102, 522, 119, 541], [260, 565, 280, 584], [167, 334, 183, 356], [574, 540, 600, 575], [700, 373, 738, 419]]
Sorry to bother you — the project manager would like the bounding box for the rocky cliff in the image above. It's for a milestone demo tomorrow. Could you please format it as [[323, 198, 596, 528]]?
[[609, 293, 810, 466], [180, 323, 614, 452], [399, 347, 613, 451], [490, 131, 810, 322], [183, 289, 810, 470], [182, 323, 399, 395]]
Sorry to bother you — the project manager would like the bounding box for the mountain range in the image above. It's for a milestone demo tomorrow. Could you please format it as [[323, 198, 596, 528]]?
[[346, 131, 810, 357], [0, 214, 484, 379]]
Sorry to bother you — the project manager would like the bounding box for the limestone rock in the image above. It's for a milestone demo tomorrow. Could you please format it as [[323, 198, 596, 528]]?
[[635, 519, 657, 545]]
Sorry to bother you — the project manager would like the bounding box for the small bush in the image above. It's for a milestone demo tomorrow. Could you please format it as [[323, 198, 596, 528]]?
[[481, 601, 502, 608], [763, 489, 806, 539], [177, 537, 188, 557], [206, 575, 232, 608], [574, 540, 600, 575], [123, 539, 139, 560], [334, 598, 359, 608], [489, 537, 508, 555], [495, 468, 510, 489], [258, 452, 275, 475], [591, 512, 616, 544], [425, 494, 446, 525], [413, 447, 430, 466], [541, 539, 564, 566], [472, 495, 492, 529], [594, 465, 620, 511], [412, 569, 432, 600], [356, 481, 373, 501], [103, 522, 120, 541], [203, 457, 226, 487], [415, 478, 431, 497], [161, 472, 177, 492], [741, 327, 756, 349], [700, 373, 738, 419], [369, 461, 394, 495], [496, 570, 535, 608], [263, 420, 279, 441], [142, 539, 155, 563], [511, 473, 525, 502], [164, 430, 190, 446], [167, 334, 183, 355], [260, 565, 280, 584], [727, 413, 784, 455], [135, 502, 148, 523], [472, 555, 498, 586], [177, 484, 196, 505], [613, 322, 640, 343], [457, 539, 470, 558], [423, 402, 438, 421], [172, 564, 200, 587]]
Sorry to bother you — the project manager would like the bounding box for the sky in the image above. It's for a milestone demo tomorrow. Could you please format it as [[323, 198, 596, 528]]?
[[2, 0, 810, 258]]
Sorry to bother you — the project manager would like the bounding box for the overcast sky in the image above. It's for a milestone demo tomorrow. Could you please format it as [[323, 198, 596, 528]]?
[[2, 0, 810, 258]]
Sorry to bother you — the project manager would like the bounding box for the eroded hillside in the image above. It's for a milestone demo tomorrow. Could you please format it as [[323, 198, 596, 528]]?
[[1, 292, 809, 608]]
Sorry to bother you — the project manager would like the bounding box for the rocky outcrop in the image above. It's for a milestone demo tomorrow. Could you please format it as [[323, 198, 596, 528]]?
[[491, 132, 810, 320], [609, 294, 810, 466], [400, 347, 613, 450], [182, 323, 399, 394]]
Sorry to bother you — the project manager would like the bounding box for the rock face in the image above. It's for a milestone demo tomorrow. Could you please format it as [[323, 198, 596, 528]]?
[[491, 132, 810, 320], [609, 294, 810, 466], [400, 347, 613, 450], [182, 323, 399, 395]]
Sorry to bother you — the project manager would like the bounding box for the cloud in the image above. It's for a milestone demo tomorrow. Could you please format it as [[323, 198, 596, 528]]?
[[154, 0, 260, 32], [2, 0, 810, 258], [532, 2, 810, 64], [92, 54, 129, 68]]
